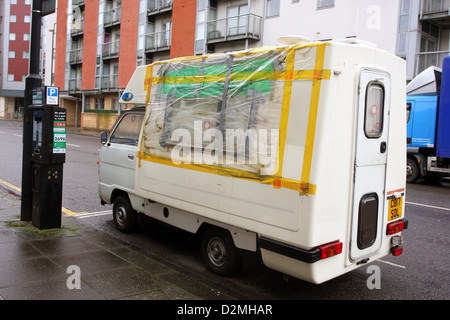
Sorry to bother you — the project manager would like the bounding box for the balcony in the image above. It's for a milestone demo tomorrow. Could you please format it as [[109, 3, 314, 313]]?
[[68, 78, 82, 93], [69, 48, 83, 64], [71, 18, 84, 36], [206, 14, 262, 44], [147, 0, 172, 15], [104, 6, 121, 27], [145, 30, 171, 52], [72, 0, 85, 6], [96, 74, 119, 91], [101, 40, 120, 59], [416, 50, 450, 75], [420, 0, 450, 27]]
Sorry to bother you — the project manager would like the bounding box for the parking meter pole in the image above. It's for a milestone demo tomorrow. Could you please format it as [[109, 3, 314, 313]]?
[[21, 0, 42, 221]]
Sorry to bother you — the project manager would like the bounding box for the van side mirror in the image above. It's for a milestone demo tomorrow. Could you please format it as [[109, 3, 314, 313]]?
[[101, 131, 108, 145]]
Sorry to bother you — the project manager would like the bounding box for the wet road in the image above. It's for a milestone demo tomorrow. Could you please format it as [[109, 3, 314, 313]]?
[[1, 120, 448, 299]]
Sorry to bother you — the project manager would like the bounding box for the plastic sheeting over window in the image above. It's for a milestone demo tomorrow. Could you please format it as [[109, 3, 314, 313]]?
[[137, 43, 330, 193]]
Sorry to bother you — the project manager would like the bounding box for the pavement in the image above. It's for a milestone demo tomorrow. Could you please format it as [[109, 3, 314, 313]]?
[[0, 187, 236, 301], [0, 120, 236, 301]]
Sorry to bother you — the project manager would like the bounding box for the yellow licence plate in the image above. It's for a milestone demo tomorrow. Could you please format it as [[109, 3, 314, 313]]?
[[388, 197, 403, 221]]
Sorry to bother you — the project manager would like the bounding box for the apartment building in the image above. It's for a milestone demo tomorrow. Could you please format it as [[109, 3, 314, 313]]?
[[398, 0, 450, 79], [4, 0, 446, 128], [53, 0, 400, 129], [0, 0, 32, 119]]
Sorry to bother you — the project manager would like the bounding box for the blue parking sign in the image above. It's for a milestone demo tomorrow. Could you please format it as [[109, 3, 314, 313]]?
[[46, 86, 59, 105]]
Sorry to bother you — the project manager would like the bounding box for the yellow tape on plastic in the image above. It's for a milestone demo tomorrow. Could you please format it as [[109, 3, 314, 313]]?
[[138, 43, 330, 195], [300, 43, 329, 194]]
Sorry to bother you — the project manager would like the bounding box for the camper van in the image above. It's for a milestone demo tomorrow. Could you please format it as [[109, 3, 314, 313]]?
[[98, 40, 407, 284]]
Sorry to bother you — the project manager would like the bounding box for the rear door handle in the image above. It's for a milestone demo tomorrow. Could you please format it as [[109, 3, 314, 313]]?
[[380, 141, 387, 153], [128, 153, 135, 160]]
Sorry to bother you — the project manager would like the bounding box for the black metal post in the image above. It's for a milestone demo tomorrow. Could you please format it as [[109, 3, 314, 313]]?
[[21, 0, 42, 221]]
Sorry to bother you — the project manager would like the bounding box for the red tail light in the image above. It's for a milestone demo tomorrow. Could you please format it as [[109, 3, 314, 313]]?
[[319, 241, 343, 259], [391, 246, 403, 256], [386, 219, 408, 235]]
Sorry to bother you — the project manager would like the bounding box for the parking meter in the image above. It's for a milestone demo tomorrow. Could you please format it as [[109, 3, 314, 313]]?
[[29, 86, 66, 229]]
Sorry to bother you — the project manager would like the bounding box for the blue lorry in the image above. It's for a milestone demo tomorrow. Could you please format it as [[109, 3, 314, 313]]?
[[406, 56, 450, 183]]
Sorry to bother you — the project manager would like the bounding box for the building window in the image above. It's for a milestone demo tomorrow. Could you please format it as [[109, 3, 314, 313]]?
[[95, 98, 105, 110], [318, 0, 334, 9], [267, 0, 280, 17], [398, 33, 407, 53]]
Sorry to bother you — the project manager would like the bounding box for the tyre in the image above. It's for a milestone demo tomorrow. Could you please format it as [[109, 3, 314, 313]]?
[[201, 227, 242, 276], [113, 195, 137, 233], [406, 157, 420, 183]]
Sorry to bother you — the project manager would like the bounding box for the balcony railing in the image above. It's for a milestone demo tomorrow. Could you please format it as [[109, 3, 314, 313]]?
[[104, 6, 121, 26], [416, 50, 450, 75], [145, 30, 171, 52], [101, 40, 120, 59], [96, 74, 119, 90], [147, 0, 173, 15], [71, 18, 84, 35], [68, 78, 82, 93], [420, 0, 450, 24], [72, 0, 85, 6], [206, 14, 262, 44], [69, 48, 83, 64], [421, 0, 449, 14]]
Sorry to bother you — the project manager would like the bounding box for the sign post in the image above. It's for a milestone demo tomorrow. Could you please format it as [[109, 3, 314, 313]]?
[[29, 86, 66, 229], [21, 0, 61, 226]]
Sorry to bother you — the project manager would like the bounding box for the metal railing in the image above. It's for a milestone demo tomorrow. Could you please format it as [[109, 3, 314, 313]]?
[[72, 0, 85, 6], [101, 40, 120, 58], [71, 18, 84, 35], [69, 48, 83, 64], [421, 0, 450, 14], [415, 50, 450, 75], [206, 14, 262, 43], [95, 74, 119, 90], [104, 6, 121, 26], [68, 78, 82, 92], [145, 30, 171, 51], [147, 0, 172, 13]]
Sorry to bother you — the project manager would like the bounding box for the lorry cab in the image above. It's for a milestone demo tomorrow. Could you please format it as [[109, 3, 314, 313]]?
[[406, 59, 450, 183]]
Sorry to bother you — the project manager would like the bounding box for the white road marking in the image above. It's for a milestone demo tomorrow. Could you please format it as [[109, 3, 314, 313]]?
[[406, 201, 450, 212], [75, 210, 112, 218], [378, 260, 407, 269]]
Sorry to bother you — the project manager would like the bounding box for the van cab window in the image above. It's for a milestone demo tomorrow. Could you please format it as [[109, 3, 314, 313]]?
[[110, 112, 144, 146]]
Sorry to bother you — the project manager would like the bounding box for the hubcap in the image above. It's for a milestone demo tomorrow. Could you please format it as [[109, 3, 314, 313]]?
[[207, 237, 226, 267], [406, 164, 413, 177], [116, 206, 127, 225]]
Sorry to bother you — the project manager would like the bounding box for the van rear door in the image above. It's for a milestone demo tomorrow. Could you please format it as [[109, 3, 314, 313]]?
[[350, 69, 391, 262]]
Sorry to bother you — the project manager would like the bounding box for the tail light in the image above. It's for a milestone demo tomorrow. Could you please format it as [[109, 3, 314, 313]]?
[[391, 246, 403, 256], [386, 219, 408, 235], [319, 241, 343, 260]]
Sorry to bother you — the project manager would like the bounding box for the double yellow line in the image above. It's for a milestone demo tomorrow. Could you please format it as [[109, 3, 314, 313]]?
[[0, 178, 83, 216]]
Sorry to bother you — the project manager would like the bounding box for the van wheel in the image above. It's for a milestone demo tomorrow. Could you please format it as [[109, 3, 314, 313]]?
[[201, 227, 242, 276], [406, 158, 419, 183], [113, 196, 137, 233]]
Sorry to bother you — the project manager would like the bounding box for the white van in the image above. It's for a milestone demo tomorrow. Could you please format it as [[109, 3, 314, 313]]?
[[98, 40, 408, 284]]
